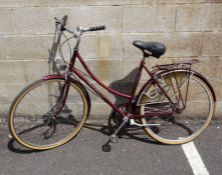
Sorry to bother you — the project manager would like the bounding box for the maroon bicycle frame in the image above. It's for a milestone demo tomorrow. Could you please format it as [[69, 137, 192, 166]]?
[[60, 50, 174, 119]]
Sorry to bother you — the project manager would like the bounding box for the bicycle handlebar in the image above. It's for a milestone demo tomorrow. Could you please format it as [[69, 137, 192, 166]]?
[[60, 15, 68, 31], [88, 26, 106, 31], [54, 16, 106, 39], [55, 15, 68, 31]]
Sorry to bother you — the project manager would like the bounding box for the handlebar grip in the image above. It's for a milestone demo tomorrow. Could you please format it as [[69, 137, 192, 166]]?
[[89, 26, 106, 31], [60, 15, 68, 31]]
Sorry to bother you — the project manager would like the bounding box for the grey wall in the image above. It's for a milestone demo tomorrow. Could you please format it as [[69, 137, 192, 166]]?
[[0, 0, 222, 121]]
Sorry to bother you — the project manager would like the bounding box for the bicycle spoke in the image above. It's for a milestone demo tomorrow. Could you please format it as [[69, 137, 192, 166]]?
[[140, 71, 214, 144], [9, 79, 88, 150]]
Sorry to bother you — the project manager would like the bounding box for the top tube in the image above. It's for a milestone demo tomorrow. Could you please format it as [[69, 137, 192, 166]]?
[[73, 52, 133, 99]]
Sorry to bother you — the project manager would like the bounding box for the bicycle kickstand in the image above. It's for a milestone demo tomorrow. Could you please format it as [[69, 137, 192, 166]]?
[[102, 116, 129, 152]]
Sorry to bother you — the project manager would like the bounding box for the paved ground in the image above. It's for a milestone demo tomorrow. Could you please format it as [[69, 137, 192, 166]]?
[[0, 120, 221, 175]]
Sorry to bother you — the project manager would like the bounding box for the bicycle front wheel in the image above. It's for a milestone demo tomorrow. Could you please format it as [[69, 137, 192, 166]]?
[[139, 70, 215, 144], [9, 78, 89, 150]]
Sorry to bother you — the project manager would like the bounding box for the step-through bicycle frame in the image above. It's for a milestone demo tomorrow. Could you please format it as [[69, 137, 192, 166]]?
[[46, 49, 193, 120], [45, 17, 210, 121]]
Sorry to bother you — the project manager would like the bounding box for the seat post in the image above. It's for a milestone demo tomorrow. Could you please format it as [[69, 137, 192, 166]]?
[[143, 52, 150, 58]]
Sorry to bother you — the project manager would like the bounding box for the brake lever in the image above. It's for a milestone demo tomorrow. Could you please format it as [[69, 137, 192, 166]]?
[[54, 17, 61, 24]]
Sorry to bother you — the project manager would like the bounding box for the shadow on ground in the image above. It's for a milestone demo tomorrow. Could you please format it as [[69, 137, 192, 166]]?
[[6, 64, 161, 154]]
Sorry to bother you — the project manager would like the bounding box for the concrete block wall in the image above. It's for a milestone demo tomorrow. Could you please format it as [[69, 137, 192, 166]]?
[[0, 0, 222, 121]]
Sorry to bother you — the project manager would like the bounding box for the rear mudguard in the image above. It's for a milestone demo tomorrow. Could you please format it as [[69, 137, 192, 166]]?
[[43, 74, 91, 118], [136, 68, 216, 106], [192, 71, 216, 102]]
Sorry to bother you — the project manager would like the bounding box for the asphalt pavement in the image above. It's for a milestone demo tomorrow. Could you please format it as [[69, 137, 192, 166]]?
[[0, 120, 221, 175]]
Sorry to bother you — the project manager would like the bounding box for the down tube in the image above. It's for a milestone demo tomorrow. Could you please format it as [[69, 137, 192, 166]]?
[[72, 68, 128, 118]]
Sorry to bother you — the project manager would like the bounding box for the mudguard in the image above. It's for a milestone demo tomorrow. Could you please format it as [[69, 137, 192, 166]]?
[[43, 74, 65, 80], [136, 68, 216, 106]]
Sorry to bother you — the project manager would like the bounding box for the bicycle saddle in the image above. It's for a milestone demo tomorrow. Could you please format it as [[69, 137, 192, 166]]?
[[133, 40, 166, 58]]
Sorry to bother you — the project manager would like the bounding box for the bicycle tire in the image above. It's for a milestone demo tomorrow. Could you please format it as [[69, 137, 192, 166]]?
[[139, 70, 215, 145], [9, 78, 89, 150]]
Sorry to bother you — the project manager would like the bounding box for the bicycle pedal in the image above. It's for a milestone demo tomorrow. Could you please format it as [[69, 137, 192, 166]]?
[[102, 144, 111, 152]]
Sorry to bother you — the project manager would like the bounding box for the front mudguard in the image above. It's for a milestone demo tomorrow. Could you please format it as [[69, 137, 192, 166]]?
[[43, 74, 91, 118], [43, 74, 65, 80]]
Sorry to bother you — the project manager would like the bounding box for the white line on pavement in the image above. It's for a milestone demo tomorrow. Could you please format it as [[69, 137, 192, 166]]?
[[182, 141, 209, 175]]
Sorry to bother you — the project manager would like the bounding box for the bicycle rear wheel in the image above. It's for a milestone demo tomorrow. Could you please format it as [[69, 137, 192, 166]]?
[[9, 78, 89, 150], [139, 70, 215, 144]]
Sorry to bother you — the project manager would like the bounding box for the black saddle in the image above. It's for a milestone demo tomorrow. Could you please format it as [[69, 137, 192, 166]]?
[[133, 40, 166, 58]]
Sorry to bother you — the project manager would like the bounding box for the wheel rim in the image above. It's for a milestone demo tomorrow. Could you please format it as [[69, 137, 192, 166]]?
[[140, 72, 214, 144], [9, 79, 88, 150]]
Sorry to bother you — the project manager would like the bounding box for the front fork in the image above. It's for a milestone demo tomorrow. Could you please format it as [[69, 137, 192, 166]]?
[[42, 74, 72, 138], [43, 73, 71, 124], [53, 73, 72, 117]]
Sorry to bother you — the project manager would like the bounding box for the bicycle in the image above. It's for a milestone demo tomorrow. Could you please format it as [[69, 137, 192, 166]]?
[[8, 16, 216, 151]]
